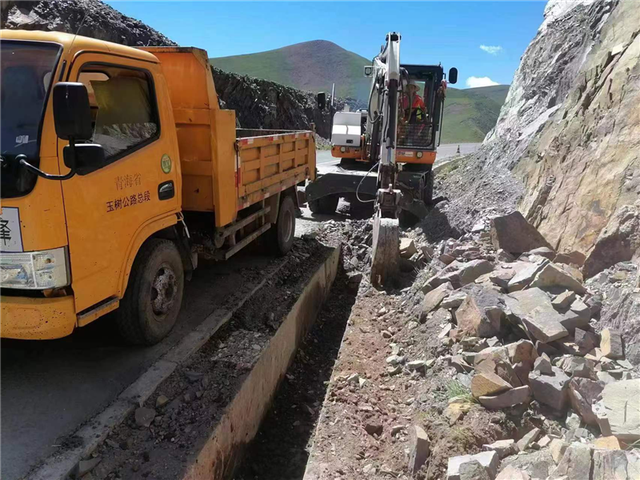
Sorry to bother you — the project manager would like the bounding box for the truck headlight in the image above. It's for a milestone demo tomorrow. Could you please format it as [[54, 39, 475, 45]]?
[[340, 146, 347, 153], [0, 247, 70, 289], [416, 151, 423, 158]]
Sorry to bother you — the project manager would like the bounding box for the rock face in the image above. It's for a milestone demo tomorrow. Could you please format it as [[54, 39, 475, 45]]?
[[2, 0, 337, 139], [509, 0, 640, 271], [428, 0, 640, 277], [212, 68, 337, 138], [1, 0, 175, 46]]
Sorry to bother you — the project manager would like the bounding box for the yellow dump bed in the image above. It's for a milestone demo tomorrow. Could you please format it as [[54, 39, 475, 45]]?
[[142, 47, 316, 227]]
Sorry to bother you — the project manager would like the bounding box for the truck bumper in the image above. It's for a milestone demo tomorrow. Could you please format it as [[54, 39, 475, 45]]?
[[1, 295, 76, 340]]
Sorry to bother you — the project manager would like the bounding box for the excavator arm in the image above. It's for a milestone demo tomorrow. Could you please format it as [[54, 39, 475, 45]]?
[[370, 32, 402, 287]]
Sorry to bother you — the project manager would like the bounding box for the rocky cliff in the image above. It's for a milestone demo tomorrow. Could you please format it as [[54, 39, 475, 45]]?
[[1, 0, 334, 138], [1, 0, 176, 46], [212, 68, 337, 139], [436, 0, 639, 279]]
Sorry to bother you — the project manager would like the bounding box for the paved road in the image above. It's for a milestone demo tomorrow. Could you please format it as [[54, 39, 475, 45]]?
[[1, 236, 314, 480], [316, 142, 480, 165]]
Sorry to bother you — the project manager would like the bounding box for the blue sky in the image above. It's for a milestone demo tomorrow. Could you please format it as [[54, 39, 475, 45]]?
[[105, 1, 547, 88]]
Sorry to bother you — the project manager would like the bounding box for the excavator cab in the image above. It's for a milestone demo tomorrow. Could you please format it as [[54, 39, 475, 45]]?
[[396, 64, 446, 161]]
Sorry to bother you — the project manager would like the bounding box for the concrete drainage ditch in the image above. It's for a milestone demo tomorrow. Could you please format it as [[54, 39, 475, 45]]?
[[28, 245, 340, 480]]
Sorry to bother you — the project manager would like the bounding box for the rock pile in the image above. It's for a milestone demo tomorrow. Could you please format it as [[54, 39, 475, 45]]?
[[412, 212, 640, 479]]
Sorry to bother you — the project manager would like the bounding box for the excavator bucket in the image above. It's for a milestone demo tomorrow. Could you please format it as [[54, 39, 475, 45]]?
[[370, 214, 400, 288]]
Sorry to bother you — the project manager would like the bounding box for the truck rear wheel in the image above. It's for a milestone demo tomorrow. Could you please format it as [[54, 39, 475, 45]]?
[[271, 194, 296, 256], [116, 239, 184, 345], [308, 195, 339, 214]]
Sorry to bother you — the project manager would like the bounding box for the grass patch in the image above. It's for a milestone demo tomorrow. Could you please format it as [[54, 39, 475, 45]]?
[[446, 380, 477, 403]]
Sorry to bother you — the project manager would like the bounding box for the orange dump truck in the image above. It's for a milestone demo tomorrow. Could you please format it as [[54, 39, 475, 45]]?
[[0, 31, 315, 344]]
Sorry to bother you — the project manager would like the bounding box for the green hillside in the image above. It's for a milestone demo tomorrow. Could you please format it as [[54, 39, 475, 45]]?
[[441, 85, 509, 143], [211, 40, 371, 102], [212, 41, 509, 143]]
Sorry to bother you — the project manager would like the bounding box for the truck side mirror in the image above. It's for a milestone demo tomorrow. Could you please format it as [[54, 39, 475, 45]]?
[[53, 82, 93, 141], [448, 67, 458, 85], [364, 66, 373, 77], [317, 92, 326, 110], [63, 144, 106, 175]]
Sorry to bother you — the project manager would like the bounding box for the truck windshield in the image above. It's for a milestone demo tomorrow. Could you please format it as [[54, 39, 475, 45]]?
[[1, 40, 61, 198]]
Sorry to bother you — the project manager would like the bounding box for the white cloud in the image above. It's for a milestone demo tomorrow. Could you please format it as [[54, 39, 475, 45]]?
[[466, 76, 500, 88], [480, 45, 503, 55]]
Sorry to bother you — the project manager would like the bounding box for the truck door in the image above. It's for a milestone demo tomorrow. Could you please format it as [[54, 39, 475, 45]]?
[[60, 53, 180, 315]]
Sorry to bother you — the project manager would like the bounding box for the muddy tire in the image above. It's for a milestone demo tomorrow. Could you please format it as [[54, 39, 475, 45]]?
[[116, 239, 184, 345], [270, 194, 296, 256], [308, 195, 339, 214], [424, 170, 434, 206]]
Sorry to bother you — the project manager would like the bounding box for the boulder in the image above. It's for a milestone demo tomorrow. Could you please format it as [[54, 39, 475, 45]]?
[[517, 427, 540, 452], [550, 438, 569, 464], [439, 252, 456, 265], [459, 460, 491, 480], [441, 291, 468, 309], [408, 425, 430, 474], [490, 211, 553, 255], [473, 346, 510, 366], [447, 451, 499, 480], [400, 238, 418, 259], [549, 443, 593, 480], [557, 356, 596, 379], [458, 259, 495, 286], [575, 328, 599, 352], [513, 360, 534, 386], [592, 436, 622, 450], [420, 282, 454, 321], [552, 291, 576, 310], [554, 251, 586, 267], [558, 299, 591, 333], [496, 465, 531, 480], [526, 246, 556, 260], [582, 204, 640, 279], [592, 449, 629, 480], [567, 377, 605, 426], [486, 266, 519, 289], [479, 386, 531, 410], [533, 353, 552, 374], [507, 260, 548, 292], [496, 249, 515, 262], [476, 358, 522, 387], [483, 439, 516, 459], [601, 379, 640, 442], [506, 339, 537, 364], [471, 372, 513, 398], [455, 287, 505, 338], [529, 366, 571, 411], [134, 407, 156, 428], [504, 287, 554, 321], [522, 307, 569, 343], [529, 263, 587, 294], [600, 329, 624, 359]]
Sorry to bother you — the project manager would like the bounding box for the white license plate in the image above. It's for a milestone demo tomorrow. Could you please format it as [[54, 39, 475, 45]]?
[[0, 207, 24, 253]]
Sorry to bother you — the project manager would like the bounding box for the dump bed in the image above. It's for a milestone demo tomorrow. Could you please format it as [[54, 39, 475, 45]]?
[[142, 47, 316, 227]]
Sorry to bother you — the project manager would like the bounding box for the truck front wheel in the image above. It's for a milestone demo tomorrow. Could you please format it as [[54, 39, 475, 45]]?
[[116, 239, 184, 345]]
